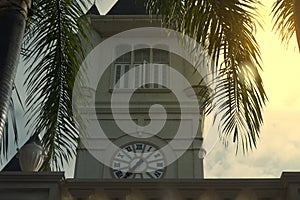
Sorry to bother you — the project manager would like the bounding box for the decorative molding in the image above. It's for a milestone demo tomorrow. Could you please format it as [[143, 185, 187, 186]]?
[[0, 172, 64, 183], [1, 172, 300, 199]]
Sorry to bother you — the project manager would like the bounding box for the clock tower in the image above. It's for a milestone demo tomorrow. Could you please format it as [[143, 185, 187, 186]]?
[[74, 0, 207, 179]]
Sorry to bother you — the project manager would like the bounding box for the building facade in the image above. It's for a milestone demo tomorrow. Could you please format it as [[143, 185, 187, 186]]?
[[75, 0, 206, 180], [1, 172, 300, 200], [2, 1, 299, 200]]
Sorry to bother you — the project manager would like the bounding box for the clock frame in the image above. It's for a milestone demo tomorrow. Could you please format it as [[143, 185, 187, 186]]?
[[111, 142, 166, 179]]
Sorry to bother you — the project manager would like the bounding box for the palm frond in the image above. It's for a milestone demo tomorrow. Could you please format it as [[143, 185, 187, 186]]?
[[22, 0, 90, 170], [147, 0, 267, 152], [272, 0, 295, 48], [0, 85, 21, 163]]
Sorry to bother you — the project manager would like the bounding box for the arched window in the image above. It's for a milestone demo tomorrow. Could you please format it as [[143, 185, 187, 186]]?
[[114, 45, 131, 88], [113, 44, 170, 89], [152, 45, 169, 88], [133, 44, 150, 64], [133, 44, 151, 88]]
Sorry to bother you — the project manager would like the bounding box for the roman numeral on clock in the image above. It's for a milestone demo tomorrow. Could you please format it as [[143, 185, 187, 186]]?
[[125, 146, 133, 152], [153, 170, 162, 178], [135, 144, 143, 150]]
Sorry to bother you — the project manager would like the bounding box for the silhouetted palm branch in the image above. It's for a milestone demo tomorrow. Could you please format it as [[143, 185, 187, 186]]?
[[22, 0, 90, 170], [272, 0, 295, 48], [0, 84, 23, 163], [148, 0, 267, 152]]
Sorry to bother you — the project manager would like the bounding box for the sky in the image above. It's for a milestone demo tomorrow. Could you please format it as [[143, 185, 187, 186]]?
[[204, 1, 300, 178], [95, 0, 117, 14], [2, 0, 300, 178]]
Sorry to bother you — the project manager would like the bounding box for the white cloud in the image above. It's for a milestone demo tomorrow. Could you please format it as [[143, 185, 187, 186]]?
[[205, 109, 300, 178]]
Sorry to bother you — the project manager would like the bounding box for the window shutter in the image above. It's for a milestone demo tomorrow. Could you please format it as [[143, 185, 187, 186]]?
[[134, 64, 142, 88], [114, 64, 122, 88], [124, 64, 130, 88], [114, 64, 130, 88]]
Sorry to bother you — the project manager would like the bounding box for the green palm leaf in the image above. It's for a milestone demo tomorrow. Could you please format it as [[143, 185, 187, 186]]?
[[22, 0, 90, 170], [0, 84, 22, 164], [148, 0, 267, 152]]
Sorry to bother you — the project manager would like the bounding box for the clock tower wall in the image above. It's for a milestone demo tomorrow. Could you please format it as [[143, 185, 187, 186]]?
[[75, 13, 206, 179]]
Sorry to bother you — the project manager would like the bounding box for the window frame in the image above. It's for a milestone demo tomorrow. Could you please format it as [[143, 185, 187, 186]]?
[[111, 45, 170, 91]]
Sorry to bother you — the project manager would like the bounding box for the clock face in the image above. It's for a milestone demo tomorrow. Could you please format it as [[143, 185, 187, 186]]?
[[111, 142, 166, 179]]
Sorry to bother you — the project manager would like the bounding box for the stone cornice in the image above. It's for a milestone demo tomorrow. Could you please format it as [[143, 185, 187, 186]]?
[[64, 178, 283, 190], [0, 172, 64, 183]]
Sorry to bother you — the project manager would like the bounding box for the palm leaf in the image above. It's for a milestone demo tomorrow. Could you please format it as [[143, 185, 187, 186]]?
[[0, 85, 21, 163], [272, 0, 295, 48], [147, 0, 267, 152], [22, 0, 90, 170]]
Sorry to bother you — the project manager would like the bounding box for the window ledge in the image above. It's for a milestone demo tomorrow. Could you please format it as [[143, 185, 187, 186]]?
[[109, 88, 171, 93]]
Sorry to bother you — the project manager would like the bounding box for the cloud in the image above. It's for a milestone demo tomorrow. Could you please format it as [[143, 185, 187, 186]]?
[[204, 109, 300, 178]]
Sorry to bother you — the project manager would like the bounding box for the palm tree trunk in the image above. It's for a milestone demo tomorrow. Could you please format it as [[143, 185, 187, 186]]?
[[294, 0, 300, 50], [0, 0, 31, 138]]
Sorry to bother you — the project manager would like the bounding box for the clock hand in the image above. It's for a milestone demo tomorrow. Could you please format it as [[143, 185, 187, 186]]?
[[123, 172, 133, 179], [123, 158, 144, 179]]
